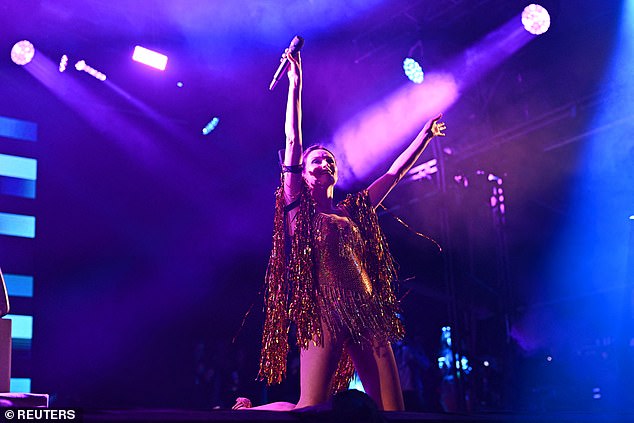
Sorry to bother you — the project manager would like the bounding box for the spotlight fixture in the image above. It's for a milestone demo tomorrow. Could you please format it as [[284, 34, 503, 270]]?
[[403, 58, 424, 84], [132, 45, 168, 71], [403, 40, 425, 84], [59, 55, 68, 72], [522, 4, 551, 35], [490, 183, 505, 215], [11, 40, 35, 65], [408, 158, 437, 181], [487, 173, 502, 183], [202, 117, 220, 135], [453, 174, 469, 188], [75, 60, 107, 81]]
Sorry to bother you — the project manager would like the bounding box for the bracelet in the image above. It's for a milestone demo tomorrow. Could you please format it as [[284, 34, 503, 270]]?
[[281, 164, 303, 174]]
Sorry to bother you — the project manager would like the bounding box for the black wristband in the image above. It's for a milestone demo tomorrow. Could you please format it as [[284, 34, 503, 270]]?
[[281, 164, 303, 174]]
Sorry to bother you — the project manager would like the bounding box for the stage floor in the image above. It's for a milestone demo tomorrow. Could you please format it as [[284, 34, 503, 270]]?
[[77, 409, 632, 423]]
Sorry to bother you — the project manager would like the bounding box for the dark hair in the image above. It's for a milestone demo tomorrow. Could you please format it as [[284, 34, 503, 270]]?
[[302, 145, 336, 168]]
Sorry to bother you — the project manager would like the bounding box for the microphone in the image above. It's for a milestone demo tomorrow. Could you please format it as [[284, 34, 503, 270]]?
[[269, 35, 304, 91]]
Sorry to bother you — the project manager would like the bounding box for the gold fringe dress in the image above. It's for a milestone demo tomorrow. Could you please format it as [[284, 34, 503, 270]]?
[[258, 183, 405, 393]]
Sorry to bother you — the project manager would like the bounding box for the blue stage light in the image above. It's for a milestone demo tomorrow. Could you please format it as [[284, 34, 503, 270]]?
[[3, 274, 34, 298], [10, 378, 31, 393], [202, 117, 220, 135], [403, 58, 424, 84], [4, 314, 32, 339], [0, 212, 36, 238], [0, 154, 37, 181], [0, 115, 37, 142]]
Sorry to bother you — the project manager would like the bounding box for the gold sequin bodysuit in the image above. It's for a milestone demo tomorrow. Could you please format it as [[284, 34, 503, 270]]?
[[314, 212, 381, 344], [259, 185, 405, 392], [314, 212, 372, 294]]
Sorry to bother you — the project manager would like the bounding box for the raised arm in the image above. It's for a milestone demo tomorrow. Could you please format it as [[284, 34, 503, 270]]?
[[282, 51, 303, 205], [367, 114, 446, 208]]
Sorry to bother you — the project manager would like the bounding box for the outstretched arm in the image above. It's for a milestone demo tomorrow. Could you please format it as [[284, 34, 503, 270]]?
[[367, 114, 446, 208], [282, 51, 303, 205]]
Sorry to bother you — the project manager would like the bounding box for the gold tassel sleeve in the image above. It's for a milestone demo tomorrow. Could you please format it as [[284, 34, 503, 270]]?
[[258, 186, 291, 385], [339, 190, 405, 342]]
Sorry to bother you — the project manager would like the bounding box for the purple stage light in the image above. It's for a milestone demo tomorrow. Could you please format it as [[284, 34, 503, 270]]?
[[132, 46, 168, 71], [75, 60, 107, 81], [522, 4, 551, 35], [11, 40, 35, 65], [454, 175, 469, 188], [409, 159, 438, 181], [59, 55, 68, 72]]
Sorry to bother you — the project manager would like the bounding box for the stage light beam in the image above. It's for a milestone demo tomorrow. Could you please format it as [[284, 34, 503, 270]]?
[[334, 10, 537, 186], [11, 40, 35, 65]]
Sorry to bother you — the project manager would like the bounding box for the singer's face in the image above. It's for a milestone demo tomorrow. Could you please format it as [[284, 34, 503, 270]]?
[[303, 149, 338, 188]]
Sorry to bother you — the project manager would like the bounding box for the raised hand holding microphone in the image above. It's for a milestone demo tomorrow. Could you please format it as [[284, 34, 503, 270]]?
[[269, 35, 304, 90]]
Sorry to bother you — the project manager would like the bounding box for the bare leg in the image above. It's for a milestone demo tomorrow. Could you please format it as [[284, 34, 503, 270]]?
[[232, 397, 296, 411], [233, 326, 342, 411], [346, 340, 404, 411], [247, 402, 296, 411], [294, 326, 343, 409]]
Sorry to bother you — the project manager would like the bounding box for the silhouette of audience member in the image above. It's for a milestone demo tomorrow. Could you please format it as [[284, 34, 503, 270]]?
[[331, 389, 387, 423], [192, 340, 222, 408], [394, 336, 430, 411]]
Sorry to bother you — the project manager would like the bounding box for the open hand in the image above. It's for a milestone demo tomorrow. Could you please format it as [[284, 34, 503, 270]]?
[[424, 113, 447, 138]]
